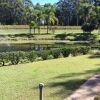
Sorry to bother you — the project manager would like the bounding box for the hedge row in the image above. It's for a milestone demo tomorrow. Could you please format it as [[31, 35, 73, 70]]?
[[0, 46, 91, 66]]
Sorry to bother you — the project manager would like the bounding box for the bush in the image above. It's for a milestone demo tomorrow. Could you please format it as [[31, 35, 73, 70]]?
[[58, 53, 64, 58], [0, 52, 9, 66], [47, 55, 54, 59], [0, 46, 91, 66], [61, 48, 71, 57], [26, 51, 37, 62], [9, 52, 20, 65], [75, 33, 96, 41], [61, 46, 90, 57], [55, 33, 67, 40], [79, 46, 91, 55], [51, 49, 62, 58], [81, 23, 95, 33], [71, 47, 79, 56], [35, 57, 43, 61], [38, 50, 50, 60]]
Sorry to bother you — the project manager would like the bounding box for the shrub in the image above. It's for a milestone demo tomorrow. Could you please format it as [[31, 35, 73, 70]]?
[[79, 46, 91, 55], [26, 51, 37, 62], [61, 46, 90, 57], [47, 55, 54, 59], [38, 50, 50, 60], [55, 33, 67, 40], [61, 48, 71, 57], [18, 51, 27, 63], [71, 47, 79, 56], [0, 46, 91, 66], [75, 33, 96, 41], [58, 53, 64, 58], [81, 23, 95, 33], [35, 57, 43, 61], [51, 49, 62, 58], [0, 52, 9, 66], [9, 52, 20, 65]]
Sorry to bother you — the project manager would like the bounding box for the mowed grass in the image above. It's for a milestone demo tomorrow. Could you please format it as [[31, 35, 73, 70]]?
[[0, 55, 100, 100], [0, 28, 98, 34]]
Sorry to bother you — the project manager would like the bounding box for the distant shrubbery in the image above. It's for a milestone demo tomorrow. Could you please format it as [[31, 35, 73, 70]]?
[[81, 23, 96, 33], [55, 33, 67, 40], [0, 46, 91, 66]]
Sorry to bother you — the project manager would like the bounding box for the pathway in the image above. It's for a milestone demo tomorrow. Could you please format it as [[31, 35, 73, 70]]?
[[64, 74, 100, 100]]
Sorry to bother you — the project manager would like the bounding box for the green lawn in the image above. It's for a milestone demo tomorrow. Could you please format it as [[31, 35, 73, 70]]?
[[0, 28, 99, 44], [0, 28, 98, 34], [0, 55, 100, 100]]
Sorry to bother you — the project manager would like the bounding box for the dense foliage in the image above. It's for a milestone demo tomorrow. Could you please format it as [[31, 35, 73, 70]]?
[[0, 46, 90, 66], [0, 0, 100, 28], [0, 0, 34, 24]]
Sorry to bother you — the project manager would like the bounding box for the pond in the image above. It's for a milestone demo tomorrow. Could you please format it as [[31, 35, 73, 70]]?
[[0, 43, 67, 52], [0, 42, 99, 52]]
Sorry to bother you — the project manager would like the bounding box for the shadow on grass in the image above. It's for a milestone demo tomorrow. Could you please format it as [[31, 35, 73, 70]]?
[[47, 79, 86, 98], [0, 33, 35, 38], [33, 63, 100, 99], [45, 67, 100, 98], [88, 54, 100, 59], [53, 67, 100, 79], [53, 73, 86, 79]]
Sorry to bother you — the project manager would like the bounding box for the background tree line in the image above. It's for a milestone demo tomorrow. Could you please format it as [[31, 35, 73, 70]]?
[[0, 0, 100, 28]]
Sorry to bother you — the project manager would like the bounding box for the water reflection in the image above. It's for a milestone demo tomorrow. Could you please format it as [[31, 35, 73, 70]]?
[[0, 43, 65, 52]]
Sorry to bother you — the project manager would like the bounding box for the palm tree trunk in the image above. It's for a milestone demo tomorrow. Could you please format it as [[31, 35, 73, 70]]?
[[47, 17, 49, 34], [38, 27, 40, 34], [38, 18, 41, 34], [47, 22, 49, 34], [29, 25, 31, 34], [76, 0, 79, 26], [98, 25, 100, 34], [34, 28, 35, 34]]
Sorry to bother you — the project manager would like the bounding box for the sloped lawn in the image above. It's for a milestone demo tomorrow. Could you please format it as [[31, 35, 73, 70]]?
[[0, 55, 100, 100]]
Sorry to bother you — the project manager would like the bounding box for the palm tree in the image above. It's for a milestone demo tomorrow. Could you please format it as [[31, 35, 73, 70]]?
[[29, 21, 38, 34], [95, 6, 100, 33], [37, 9, 46, 34], [44, 5, 58, 34]]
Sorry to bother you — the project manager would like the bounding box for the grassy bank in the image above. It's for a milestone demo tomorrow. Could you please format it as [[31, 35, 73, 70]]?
[[0, 55, 100, 100], [0, 28, 83, 34], [0, 25, 82, 34]]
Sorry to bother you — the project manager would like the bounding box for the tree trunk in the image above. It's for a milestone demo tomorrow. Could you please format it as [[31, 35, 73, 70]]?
[[76, 15, 79, 26], [2, 61, 5, 66], [47, 17, 49, 34], [38, 27, 40, 34], [34, 28, 35, 34], [47, 24, 49, 34], [98, 25, 100, 34], [52, 26, 55, 34], [38, 18, 41, 34], [67, 16, 70, 26], [29, 25, 31, 34]]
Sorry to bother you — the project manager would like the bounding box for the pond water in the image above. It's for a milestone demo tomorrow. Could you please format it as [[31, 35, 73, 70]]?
[[0, 43, 99, 52], [0, 43, 66, 52]]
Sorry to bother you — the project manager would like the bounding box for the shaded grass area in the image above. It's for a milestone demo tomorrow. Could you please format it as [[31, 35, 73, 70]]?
[[0, 55, 100, 100]]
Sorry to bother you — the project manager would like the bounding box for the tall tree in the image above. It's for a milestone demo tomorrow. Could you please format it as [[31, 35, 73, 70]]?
[[0, 0, 34, 24], [44, 3, 58, 34]]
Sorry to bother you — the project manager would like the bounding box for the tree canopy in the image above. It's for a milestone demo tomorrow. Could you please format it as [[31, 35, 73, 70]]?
[[0, 0, 100, 28]]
